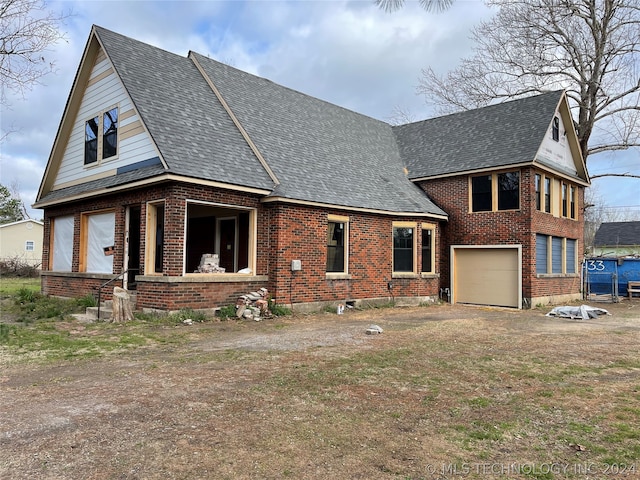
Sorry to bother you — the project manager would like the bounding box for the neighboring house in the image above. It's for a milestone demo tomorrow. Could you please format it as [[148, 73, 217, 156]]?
[[0, 219, 44, 267], [593, 222, 640, 257], [34, 26, 589, 311]]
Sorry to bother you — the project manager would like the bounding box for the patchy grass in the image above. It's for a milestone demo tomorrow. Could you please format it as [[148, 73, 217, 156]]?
[[0, 276, 40, 297], [0, 288, 212, 361], [1, 302, 639, 479]]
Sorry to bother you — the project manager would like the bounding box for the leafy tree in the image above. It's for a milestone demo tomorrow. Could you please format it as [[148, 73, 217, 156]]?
[[416, 0, 640, 179], [0, 0, 67, 105], [0, 184, 24, 224]]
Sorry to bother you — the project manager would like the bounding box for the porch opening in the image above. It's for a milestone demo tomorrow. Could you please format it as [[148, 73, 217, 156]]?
[[185, 202, 253, 274]]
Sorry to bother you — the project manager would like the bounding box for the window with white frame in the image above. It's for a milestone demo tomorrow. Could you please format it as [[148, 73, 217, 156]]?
[[25, 241, 35, 251]]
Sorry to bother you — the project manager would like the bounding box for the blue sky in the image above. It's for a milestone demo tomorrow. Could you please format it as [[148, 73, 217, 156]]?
[[1, 0, 638, 219]]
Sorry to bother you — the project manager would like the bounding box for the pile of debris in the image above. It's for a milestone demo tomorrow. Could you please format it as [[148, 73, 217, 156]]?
[[196, 253, 225, 273], [546, 305, 610, 320], [236, 287, 270, 321]]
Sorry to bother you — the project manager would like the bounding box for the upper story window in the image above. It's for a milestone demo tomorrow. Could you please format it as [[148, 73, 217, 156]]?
[[25, 240, 35, 251], [544, 177, 551, 213], [570, 186, 576, 219], [498, 172, 519, 210], [471, 175, 492, 212], [84, 106, 118, 165], [327, 215, 349, 274], [470, 171, 520, 212], [103, 107, 118, 159], [84, 116, 99, 165], [552, 116, 560, 141], [535, 174, 542, 210]]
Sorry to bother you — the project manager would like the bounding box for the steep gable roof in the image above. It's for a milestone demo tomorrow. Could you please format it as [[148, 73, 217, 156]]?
[[93, 27, 276, 191], [190, 52, 445, 216], [594, 221, 640, 247], [394, 91, 587, 183]]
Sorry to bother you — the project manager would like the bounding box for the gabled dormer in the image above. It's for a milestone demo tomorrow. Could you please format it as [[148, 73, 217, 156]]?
[[35, 27, 164, 208]]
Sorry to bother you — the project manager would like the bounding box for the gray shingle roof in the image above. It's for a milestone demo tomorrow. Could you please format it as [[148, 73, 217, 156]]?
[[94, 27, 275, 191], [44, 27, 574, 218], [594, 221, 640, 247], [38, 164, 167, 204], [393, 91, 564, 179], [190, 52, 446, 215]]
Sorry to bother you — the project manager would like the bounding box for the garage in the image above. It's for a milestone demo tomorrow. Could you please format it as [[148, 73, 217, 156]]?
[[451, 246, 521, 308]]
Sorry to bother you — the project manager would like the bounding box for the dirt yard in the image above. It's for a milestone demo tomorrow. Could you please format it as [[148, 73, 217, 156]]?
[[1, 301, 639, 479]]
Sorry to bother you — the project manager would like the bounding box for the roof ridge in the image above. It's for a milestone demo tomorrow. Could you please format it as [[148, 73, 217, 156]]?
[[189, 51, 392, 128], [395, 90, 564, 129]]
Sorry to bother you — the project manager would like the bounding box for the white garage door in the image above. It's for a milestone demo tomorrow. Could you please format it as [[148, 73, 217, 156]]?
[[452, 247, 521, 308]]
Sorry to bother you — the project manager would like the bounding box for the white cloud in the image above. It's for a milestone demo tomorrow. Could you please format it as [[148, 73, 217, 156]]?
[[1, 0, 637, 219]]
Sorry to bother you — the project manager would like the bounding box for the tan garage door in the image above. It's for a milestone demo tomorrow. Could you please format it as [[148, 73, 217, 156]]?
[[453, 247, 520, 308]]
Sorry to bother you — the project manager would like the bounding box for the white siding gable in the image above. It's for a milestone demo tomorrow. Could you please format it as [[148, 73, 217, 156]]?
[[53, 48, 160, 190], [536, 110, 577, 175]]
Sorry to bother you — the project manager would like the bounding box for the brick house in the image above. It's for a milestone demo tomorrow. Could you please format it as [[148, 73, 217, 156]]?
[[34, 26, 589, 312]]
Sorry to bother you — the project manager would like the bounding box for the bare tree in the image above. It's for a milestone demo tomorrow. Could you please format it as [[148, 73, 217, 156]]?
[[0, 0, 67, 104], [584, 185, 640, 251], [386, 104, 417, 126], [375, 0, 453, 13], [418, 0, 640, 178]]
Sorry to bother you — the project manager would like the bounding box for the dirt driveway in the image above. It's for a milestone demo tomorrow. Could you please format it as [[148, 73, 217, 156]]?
[[1, 301, 639, 479]]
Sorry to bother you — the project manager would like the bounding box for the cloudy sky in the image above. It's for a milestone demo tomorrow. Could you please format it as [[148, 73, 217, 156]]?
[[1, 0, 638, 219]]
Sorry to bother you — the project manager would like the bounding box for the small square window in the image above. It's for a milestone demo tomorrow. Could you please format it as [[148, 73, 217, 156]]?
[[25, 241, 35, 252]]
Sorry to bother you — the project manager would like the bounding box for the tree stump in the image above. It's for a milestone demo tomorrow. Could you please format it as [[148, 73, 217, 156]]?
[[112, 286, 134, 322]]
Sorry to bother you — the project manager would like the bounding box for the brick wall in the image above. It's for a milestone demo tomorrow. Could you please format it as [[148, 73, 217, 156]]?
[[418, 166, 585, 303], [266, 203, 441, 305], [42, 181, 442, 310]]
